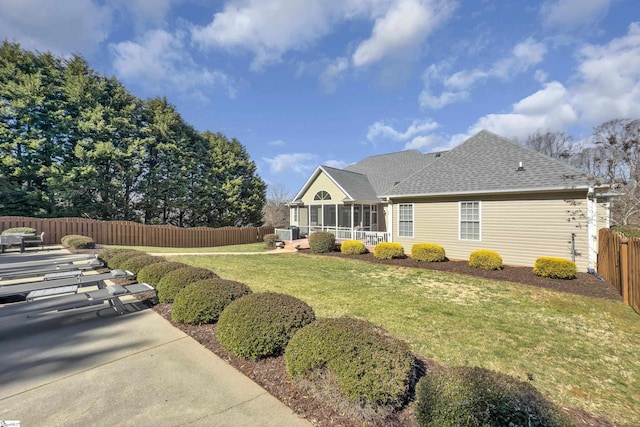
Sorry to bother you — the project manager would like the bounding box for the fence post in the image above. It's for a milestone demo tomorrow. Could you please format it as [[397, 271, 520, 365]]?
[[620, 239, 629, 304]]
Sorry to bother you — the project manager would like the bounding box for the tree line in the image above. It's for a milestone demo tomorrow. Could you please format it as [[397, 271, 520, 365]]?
[[522, 120, 639, 226], [0, 42, 266, 227]]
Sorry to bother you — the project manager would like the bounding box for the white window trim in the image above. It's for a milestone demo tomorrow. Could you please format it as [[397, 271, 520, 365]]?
[[397, 203, 414, 238], [459, 201, 481, 241]]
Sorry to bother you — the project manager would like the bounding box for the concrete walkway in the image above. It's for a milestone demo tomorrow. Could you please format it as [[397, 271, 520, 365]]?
[[0, 253, 310, 427]]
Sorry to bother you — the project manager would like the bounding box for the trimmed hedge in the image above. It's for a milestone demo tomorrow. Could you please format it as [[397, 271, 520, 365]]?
[[156, 267, 218, 303], [1, 227, 36, 235], [217, 292, 315, 360], [533, 257, 577, 279], [415, 366, 573, 427], [340, 240, 367, 255], [285, 317, 415, 410], [98, 248, 142, 264], [412, 243, 446, 262], [61, 234, 96, 249], [171, 278, 252, 324], [105, 250, 147, 270], [308, 232, 335, 253], [136, 261, 188, 288], [373, 242, 405, 260], [468, 249, 503, 270], [118, 254, 165, 275]]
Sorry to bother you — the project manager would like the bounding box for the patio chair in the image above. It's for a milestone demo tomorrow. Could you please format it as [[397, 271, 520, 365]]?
[[0, 282, 155, 319], [25, 232, 45, 250], [0, 269, 134, 299], [0, 258, 105, 281]]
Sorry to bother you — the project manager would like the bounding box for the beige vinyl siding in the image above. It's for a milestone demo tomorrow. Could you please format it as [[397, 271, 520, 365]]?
[[392, 192, 592, 271], [299, 173, 347, 205]]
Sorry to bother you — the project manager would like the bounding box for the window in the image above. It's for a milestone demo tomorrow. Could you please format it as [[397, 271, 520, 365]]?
[[460, 201, 480, 241], [314, 191, 331, 200], [398, 204, 414, 237], [293, 207, 298, 222]]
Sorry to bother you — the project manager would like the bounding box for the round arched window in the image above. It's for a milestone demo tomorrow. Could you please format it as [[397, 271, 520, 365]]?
[[313, 191, 331, 200]]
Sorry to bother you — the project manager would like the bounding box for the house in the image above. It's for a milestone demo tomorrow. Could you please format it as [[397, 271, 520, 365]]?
[[285, 130, 613, 271]]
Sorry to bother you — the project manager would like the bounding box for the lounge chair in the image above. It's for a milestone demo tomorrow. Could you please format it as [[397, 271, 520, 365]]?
[[0, 269, 134, 299], [0, 254, 97, 269], [0, 259, 105, 281], [0, 283, 155, 319]]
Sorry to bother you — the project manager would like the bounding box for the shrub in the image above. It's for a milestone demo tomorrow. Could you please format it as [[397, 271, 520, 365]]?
[[217, 292, 315, 360], [263, 233, 279, 248], [105, 250, 146, 270], [415, 366, 573, 427], [285, 317, 415, 414], [468, 249, 502, 270], [118, 254, 165, 275], [156, 267, 218, 303], [533, 257, 577, 279], [98, 248, 142, 264], [340, 240, 367, 255], [137, 261, 188, 288], [611, 225, 640, 239], [412, 243, 446, 262], [308, 232, 335, 253], [61, 234, 96, 249], [171, 278, 252, 324], [1, 227, 36, 235], [373, 242, 405, 260]]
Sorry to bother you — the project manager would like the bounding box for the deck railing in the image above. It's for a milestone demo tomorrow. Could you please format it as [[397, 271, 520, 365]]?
[[276, 226, 389, 246]]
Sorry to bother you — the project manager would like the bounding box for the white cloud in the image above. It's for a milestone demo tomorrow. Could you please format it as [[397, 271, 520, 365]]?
[[404, 134, 444, 150], [320, 57, 349, 92], [112, 0, 179, 30], [269, 140, 286, 147], [110, 30, 239, 99], [263, 153, 316, 174], [570, 22, 640, 123], [191, 0, 454, 71], [467, 81, 578, 140], [367, 118, 438, 141], [0, 0, 111, 54], [540, 0, 612, 29], [324, 159, 348, 169], [352, 0, 452, 67], [420, 38, 547, 109], [191, 0, 344, 70]]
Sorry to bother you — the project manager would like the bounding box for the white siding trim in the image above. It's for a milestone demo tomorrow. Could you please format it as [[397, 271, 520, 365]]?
[[587, 189, 597, 271]]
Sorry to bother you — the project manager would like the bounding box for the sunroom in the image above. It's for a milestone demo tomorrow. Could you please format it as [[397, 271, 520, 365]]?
[[278, 166, 390, 245]]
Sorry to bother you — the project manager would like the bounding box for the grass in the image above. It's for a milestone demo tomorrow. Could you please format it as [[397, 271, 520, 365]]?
[[102, 242, 269, 253], [145, 246, 637, 425]]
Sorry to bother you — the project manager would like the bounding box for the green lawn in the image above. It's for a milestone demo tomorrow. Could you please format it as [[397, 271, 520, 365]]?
[[153, 249, 637, 425], [103, 242, 269, 253]]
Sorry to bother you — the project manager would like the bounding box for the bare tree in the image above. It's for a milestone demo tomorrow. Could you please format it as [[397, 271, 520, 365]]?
[[523, 130, 573, 160], [591, 119, 640, 225], [262, 184, 291, 226]]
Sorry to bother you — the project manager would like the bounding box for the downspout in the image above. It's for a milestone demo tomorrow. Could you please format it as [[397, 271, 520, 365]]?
[[587, 187, 597, 272], [387, 198, 393, 242]]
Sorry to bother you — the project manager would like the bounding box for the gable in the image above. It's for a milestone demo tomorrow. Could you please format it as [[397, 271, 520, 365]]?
[[298, 170, 348, 205]]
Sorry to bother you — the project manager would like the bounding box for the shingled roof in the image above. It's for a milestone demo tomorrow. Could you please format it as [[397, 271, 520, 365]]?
[[292, 130, 596, 203], [384, 130, 596, 197]]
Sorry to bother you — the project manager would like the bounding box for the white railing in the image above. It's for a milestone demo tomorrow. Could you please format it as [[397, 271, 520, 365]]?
[[280, 226, 389, 246]]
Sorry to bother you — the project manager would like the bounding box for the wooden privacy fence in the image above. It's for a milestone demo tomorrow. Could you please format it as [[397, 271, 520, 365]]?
[[598, 228, 640, 314], [0, 217, 275, 248]]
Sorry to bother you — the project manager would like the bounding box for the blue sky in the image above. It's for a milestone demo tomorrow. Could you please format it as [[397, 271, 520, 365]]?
[[1, 0, 639, 197]]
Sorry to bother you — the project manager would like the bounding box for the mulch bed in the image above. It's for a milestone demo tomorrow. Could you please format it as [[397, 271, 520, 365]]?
[[146, 250, 621, 427]]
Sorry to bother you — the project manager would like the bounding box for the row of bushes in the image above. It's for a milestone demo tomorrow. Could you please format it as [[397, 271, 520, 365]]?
[[306, 232, 577, 279], [96, 247, 572, 425]]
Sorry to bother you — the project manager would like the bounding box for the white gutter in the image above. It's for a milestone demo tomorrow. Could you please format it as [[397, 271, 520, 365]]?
[[379, 185, 592, 199]]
